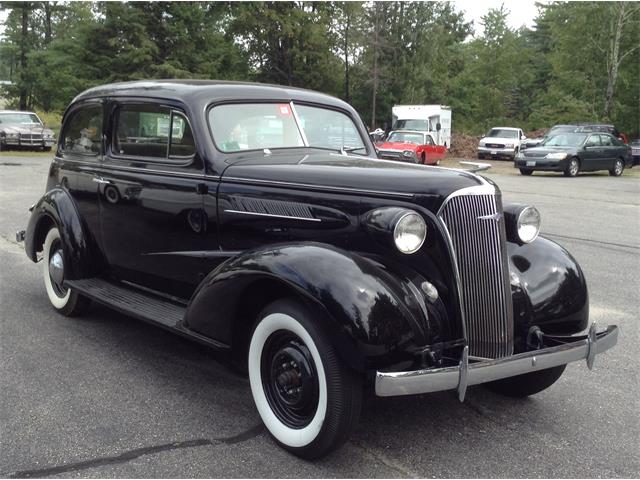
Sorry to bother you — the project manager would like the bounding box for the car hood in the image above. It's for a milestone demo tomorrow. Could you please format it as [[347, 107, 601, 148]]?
[[220, 150, 486, 213], [522, 146, 580, 157], [480, 136, 518, 144], [379, 141, 419, 151], [0, 123, 54, 135]]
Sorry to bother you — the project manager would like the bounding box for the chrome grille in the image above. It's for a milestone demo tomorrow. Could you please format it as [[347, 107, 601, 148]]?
[[439, 192, 514, 358], [20, 134, 43, 140]]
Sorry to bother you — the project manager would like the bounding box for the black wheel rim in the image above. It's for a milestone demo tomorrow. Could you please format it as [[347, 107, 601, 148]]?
[[261, 330, 319, 429], [48, 238, 67, 298]]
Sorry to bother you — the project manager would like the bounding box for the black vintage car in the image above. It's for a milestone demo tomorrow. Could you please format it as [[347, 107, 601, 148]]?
[[515, 132, 633, 176], [18, 81, 618, 459]]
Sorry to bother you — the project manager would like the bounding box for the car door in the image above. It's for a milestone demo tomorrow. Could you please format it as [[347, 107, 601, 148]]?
[[56, 101, 105, 250], [598, 134, 617, 168], [99, 99, 211, 300], [582, 134, 603, 171]]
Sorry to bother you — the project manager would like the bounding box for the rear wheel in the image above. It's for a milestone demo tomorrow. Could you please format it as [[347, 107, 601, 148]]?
[[485, 365, 566, 397], [42, 227, 91, 316], [564, 157, 579, 177], [519, 168, 533, 176], [248, 299, 361, 459], [609, 158, 624, 177]]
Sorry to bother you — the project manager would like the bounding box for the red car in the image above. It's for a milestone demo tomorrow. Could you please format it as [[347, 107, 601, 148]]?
[[377, 130, 447, 165]]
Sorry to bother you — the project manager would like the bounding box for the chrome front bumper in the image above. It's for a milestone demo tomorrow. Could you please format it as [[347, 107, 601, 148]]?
[[376, 323, 618, 400]]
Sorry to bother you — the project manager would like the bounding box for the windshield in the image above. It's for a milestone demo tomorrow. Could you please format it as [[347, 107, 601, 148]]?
[[487, 128, 518, 138], [209, 103, 366, 154], [386, 132, 425, 144], [0, 112, 42, 125], [541, 133, 588, 147], [394, 119, 429, 131], [546, 125, 576, 137]]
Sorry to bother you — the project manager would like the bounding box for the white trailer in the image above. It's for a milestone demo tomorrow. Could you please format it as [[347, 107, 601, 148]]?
[[391, 105, 452, 148]]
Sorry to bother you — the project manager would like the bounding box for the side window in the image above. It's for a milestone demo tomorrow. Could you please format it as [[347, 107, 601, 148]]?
[[425, 135, 434, 146], [114, 104, 195, 160], [61, 105, 103, 155], [599, 134, 612, 146], [586, 135, 600, 147]]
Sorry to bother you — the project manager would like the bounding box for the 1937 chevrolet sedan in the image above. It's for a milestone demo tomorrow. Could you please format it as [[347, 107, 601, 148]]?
[[17, 80, 618, 459]]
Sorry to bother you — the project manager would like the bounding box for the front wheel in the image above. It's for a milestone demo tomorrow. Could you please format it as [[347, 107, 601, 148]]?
[[609, 158, 624, 177], [43, 227, 91, 316], [564, 157, 580, 177], [484, 365, 566, 397], [248, 299, 362, 459]]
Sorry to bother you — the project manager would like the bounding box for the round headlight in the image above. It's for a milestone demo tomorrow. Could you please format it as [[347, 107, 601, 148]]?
[[394, 212, 427, 254], [402, 149, 415, 157], [517, 206, 541, 243]]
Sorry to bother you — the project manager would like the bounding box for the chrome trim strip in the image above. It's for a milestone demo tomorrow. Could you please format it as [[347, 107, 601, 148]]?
[[457, 346, 469, 402], [223, 209, 321, 222], [289, 102, 309, 147], [375, 325, 619, 398], [53, 157, 219, 180], [221, 176, 415, 198]]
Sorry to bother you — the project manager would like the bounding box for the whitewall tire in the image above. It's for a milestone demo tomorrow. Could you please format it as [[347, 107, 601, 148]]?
[[248, 299, 361, 459], [42, 227, 90, 316]]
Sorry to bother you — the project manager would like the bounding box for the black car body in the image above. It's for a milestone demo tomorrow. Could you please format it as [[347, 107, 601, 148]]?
[[18, 81, 618, 458], [515, 132, 632, 177]]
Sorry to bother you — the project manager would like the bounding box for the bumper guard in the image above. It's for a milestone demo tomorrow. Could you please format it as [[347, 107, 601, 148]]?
[[375, 323, 618, 401]]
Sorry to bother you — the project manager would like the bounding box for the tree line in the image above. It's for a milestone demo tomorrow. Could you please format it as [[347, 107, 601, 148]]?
[[1, 1, 638, 137]]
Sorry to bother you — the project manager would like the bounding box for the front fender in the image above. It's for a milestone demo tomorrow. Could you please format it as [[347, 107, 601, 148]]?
[[184, 243, 436, 371], [25, 187, 102, 279], [508, 236, 589, 351]]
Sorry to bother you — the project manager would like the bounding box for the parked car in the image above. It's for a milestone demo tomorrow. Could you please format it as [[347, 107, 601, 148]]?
[[630, 138, 640, 166], [377, 130, 446, 165], [0, 110, 56, 151], [17, 80, 618, 459], [575, 123, 629, 144], [515, 132, 632, 176], [522, 124, 578, 150], [477, 127, 526, 160], [523, 123, 629, 150]]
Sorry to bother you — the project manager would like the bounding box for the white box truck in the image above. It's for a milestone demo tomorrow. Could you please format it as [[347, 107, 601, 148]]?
[[391, 105, 452, 148]]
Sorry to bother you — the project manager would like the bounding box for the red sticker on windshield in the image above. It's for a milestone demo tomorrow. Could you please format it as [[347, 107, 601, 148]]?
[[278, 104, 291, 116]]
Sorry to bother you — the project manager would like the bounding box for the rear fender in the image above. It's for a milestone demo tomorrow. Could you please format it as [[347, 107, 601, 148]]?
[[184, 243, 436, 371], [25, 187, 102, 279]]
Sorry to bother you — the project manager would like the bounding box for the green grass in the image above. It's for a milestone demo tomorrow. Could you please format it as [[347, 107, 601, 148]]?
[[0, 149, 53, 157]]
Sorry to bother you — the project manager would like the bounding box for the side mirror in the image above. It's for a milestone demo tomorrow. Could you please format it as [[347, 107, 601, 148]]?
[[521, 135, 526, 140]]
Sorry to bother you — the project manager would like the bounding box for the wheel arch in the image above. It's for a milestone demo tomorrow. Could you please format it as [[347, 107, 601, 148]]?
[[184, 243, 433, 372], [25, 187, 104, 279]]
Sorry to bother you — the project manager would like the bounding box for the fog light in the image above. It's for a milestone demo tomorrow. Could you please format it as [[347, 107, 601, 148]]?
[[421, 281, 439, 303]]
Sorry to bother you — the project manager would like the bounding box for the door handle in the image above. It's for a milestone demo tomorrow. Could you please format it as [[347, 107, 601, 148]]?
[[92, 177, 112, 185]]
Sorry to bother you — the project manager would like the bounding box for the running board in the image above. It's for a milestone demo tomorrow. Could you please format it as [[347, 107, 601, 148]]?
[[65, 278, 229, 350]]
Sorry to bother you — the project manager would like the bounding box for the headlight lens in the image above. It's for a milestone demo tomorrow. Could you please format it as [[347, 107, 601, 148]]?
[[545, 152, 568, 160], [479, 141, 485, 147], [6, 132, 19, 139], [394, 212, 427, 254], [402, 149, 415, 157], [517, 206, 541, 243], [504, 143, 514, 148], [515, 152, 525, 159]]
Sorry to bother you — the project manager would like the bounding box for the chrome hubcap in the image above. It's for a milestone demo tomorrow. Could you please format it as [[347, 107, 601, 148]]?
[[615, 161, 622, 174], [570, 161, 578, 175], [49, 249, 64, 287]]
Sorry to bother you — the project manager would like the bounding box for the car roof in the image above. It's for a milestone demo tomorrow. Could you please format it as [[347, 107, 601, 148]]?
[[0, 110, 38, 115], [490, 127, 520, 130], [389, 130, 428, 135], [71, 79, 348, 110]]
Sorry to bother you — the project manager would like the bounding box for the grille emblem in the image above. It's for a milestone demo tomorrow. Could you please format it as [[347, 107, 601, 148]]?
[[477, 212, 502, 222]]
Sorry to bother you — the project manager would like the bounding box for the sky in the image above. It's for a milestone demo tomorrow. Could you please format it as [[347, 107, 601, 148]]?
[[454, 0, 545, 35]]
